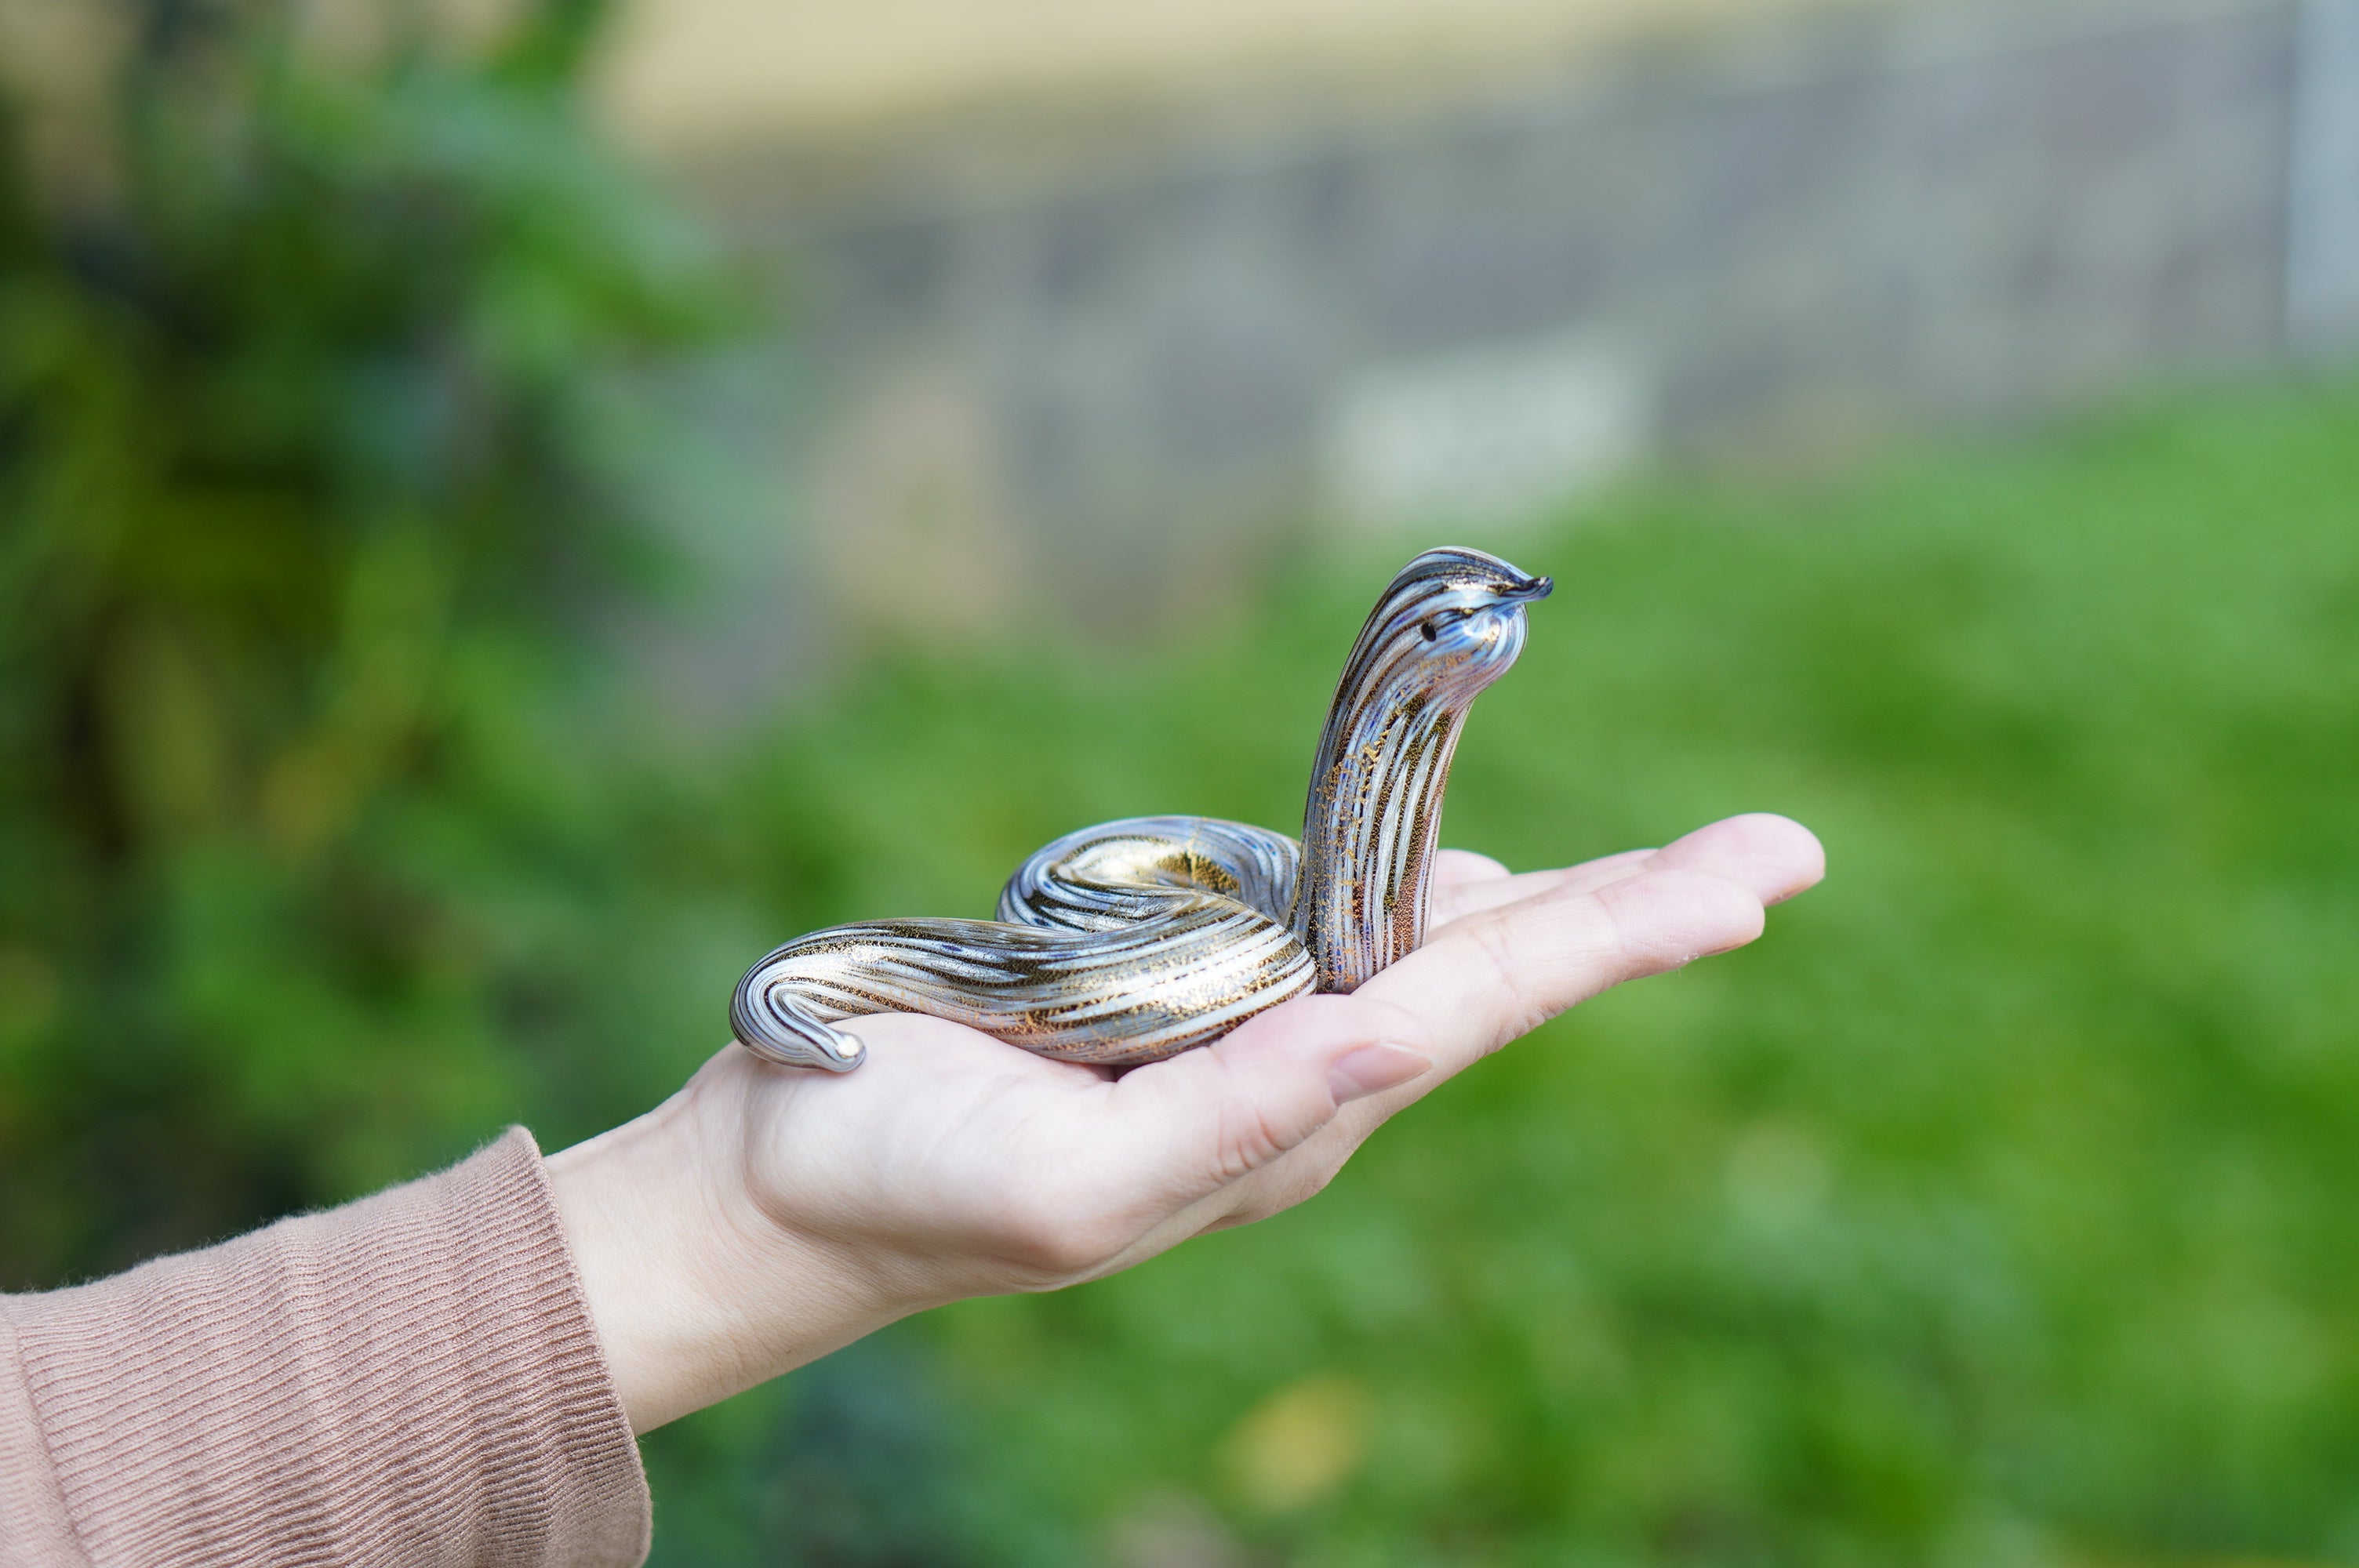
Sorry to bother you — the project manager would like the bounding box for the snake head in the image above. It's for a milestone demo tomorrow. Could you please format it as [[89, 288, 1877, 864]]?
[[1340, 546, 1553, 706]]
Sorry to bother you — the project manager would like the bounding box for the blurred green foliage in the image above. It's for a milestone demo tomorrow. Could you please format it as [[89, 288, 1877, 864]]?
[[0, 0, 731, 1283], [6, 5, 2359, 1566]]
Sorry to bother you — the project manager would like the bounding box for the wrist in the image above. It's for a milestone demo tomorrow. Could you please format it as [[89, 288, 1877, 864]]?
[[545, 1055, 906, 1431]]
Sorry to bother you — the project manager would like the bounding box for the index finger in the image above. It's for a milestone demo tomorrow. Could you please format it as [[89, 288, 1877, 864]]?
[[1362, 813, 1825, 1087]]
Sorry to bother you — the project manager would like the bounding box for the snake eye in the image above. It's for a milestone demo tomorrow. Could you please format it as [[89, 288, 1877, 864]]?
[[1419, 619, 1439, 642]]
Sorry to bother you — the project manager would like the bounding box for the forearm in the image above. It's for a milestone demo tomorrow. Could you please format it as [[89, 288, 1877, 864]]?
[[0, 1131, 649, 1568]]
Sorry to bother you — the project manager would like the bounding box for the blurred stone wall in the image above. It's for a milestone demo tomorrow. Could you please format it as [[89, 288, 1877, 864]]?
[[632, 0, 2356, 677], [2292, 0, 2359, 351]]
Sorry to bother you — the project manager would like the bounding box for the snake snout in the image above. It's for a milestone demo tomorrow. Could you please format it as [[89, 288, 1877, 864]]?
[[1497, 574, 1553, 604]]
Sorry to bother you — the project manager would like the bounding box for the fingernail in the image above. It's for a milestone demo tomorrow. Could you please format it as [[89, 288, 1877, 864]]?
[[1328, 1042, 1434, 1104]]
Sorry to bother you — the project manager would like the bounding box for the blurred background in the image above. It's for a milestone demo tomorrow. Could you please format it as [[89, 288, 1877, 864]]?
[[2, 0, 2357, 1563]]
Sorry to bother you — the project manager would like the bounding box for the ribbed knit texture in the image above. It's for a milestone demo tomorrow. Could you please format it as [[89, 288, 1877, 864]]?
[[0, 1308, 85, 1566], [0, 1128, 649, 1568]]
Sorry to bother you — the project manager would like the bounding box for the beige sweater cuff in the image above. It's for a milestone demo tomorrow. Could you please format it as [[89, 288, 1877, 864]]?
[[0, 1127, 649, 1568]]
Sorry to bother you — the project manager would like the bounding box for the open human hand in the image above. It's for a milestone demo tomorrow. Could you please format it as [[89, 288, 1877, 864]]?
[[551, 812, 1824, 1430]]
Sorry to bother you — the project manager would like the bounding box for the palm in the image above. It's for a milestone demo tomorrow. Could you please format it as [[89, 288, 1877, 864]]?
[[718, 814, 1822, 1304]]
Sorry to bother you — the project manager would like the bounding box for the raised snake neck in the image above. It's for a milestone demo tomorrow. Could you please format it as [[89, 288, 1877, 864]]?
[[729, 546, 1551, 1072]]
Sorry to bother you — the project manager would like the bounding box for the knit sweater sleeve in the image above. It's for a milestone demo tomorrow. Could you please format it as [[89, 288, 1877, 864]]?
[[0, 1128, 649, 1568]]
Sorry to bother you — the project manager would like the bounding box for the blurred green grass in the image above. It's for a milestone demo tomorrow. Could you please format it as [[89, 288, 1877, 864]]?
[[644, 385, 2359, 1566]]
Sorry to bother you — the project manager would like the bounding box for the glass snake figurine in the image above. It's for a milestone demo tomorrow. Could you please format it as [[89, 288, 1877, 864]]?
[[729, 546, 1553, 1072]]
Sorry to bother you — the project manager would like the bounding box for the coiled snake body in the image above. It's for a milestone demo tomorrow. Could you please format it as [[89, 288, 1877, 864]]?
[[730, 547, 1552, 1072]]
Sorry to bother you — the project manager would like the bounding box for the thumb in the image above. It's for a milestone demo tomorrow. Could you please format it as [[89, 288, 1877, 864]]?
[[1105, 993, 1436, 1198]]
